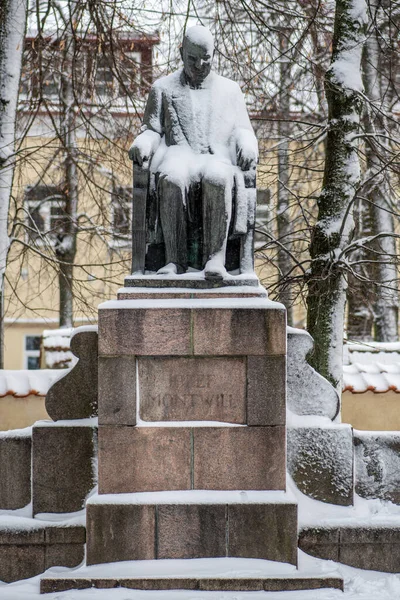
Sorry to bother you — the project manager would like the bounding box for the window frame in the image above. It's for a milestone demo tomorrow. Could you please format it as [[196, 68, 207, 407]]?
[[23, 335, 41, 370], [24, 186, 67, 246], [110, 185, 132, 248]]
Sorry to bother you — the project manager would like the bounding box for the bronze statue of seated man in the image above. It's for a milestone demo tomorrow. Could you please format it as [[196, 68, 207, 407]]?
[[129, 25, 258, 281]]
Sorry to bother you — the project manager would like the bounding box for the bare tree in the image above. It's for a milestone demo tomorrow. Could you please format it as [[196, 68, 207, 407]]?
[[0, 0, 27, 365], [307, 0, 368, 391]]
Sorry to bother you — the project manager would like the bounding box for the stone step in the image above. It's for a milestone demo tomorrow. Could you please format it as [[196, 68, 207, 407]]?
[[40, 575, 344, 594], [86, 491, 298, 565], [123, 273, 260, 289], [299, 524, 400, 573], [0, 523, 85, 583]]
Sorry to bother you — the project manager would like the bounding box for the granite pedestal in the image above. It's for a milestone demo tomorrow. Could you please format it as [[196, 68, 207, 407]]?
[[86, 285, 298, 566]]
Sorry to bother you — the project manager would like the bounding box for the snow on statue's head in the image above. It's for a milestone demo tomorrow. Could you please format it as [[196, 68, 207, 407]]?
[[181, 26, 215, 88]]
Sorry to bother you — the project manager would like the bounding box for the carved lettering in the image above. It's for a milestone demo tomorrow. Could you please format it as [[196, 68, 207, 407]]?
[[139, 357, 246, 423]]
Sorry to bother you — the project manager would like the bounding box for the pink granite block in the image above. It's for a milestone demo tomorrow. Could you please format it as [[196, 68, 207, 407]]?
[[98, 426, 192, 493], [139, 357, 246, 423], [86, 503, 155, 564], [193, 427, 286, 490], [192, 308, 286, 356], [98, 308, 191, 356]]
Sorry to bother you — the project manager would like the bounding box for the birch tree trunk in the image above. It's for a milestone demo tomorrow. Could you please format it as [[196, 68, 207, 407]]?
[[276, 29, 293, 326], [0, 0, 27, 366], [307, 0, 368, 391], [362, 23, 398, 341]]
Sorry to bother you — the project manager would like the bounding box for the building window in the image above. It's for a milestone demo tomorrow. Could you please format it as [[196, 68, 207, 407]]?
[[111, 186, 132, 244], [255, 188, 271, 248], [95, 52, 141, 98], [119, 52, 141, 96], [24, 335, 41, 370], [25, 186, 68, 243]]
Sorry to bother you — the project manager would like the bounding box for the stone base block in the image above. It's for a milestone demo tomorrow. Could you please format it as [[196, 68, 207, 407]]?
[[32, 422, 97, 515], [299, 525, 400, 572], [123, 274, 260, 289], [287, 424, 353, 506], [98, 425, 285, 493], [355, 431, 400, 504], [98, 296, 286, 430], [86, 491, 297, 565], [0, 431, 31, 509], [0, 525, 85, 583], [98, 298, 286, 359], [41, 575, 343, 594]]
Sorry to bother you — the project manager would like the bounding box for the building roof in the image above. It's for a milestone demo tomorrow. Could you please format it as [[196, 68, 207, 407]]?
[[343, 341, 400, 394], [0, 370, 65, 398]]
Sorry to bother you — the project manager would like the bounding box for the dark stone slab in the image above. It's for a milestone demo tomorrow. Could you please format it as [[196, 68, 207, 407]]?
[[0, 545, 45, 583], [139, 357, 246, 423], [118, 290, 266, 300], [193, 427, 286, 490], [45, 543, 85, 569], [298, 528, 340, 562], [192, 308, 286, 356], [247, 356, 286, 426], [40, 576, 344, 594], [300, 525, 400, 572], [339, 543, 400, 573], [0, 528, 44, 545], [354, 431, 400, 504], [340, 527, 400, 544], [0, 435, 31, 509], [46, 329, 98, 421], [157, 504, 226, 558], [0, 525, 86, 583], [41, 578, 94, 593], [98, 356, 136, 426], [86, 503, 155, 565], [124, 275, 259, 288], [287, 425, 354, 506], [98, 426, 191, 493], [32, 425, 96, 515], [99, 308, 191, 356], [45, 526, 86, 544], [228, 504, 298, 565], [287, 328, 339, 419]]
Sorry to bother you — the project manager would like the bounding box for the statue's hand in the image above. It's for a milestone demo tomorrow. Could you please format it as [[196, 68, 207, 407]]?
[[128, 130, 161, 167], [237, 146, 257, 171], [128, 143, 148, 166]]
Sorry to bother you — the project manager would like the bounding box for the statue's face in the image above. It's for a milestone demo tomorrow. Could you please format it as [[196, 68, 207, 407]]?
[[181, 39, 213, 87]]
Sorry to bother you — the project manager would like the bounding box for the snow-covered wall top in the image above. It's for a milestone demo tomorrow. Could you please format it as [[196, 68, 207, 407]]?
[[0, 369, 65, 397]]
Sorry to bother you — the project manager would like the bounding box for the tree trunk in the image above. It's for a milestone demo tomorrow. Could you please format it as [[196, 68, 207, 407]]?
[[56, 6, 78, 329], [59, 262, 74, 328], [0, 0, 27, 367], [362, 21, 398, 341], [276, 29, 293, 326], [307, 0, 367, 391]]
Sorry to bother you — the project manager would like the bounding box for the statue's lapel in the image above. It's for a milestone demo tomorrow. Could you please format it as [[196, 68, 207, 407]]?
[[170, 74, 194, 146]]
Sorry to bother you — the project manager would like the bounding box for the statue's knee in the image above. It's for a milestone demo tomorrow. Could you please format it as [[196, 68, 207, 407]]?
[[203, 164, 232, 192], [158, 174, 182, 196]]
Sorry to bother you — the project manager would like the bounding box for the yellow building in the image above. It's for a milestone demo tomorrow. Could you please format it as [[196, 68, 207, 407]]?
[[5, 31, 159, 369]]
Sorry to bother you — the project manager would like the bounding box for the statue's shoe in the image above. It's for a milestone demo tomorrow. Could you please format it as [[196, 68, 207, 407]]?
[[157, 263, 186, 275], [204, 260, 227, 281]]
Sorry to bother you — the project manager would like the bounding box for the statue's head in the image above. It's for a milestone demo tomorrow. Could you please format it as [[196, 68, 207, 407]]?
[[180, 26, 214, 87]]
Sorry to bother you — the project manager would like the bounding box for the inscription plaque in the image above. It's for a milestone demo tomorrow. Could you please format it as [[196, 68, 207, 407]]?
[[138, 357, 246, 423]]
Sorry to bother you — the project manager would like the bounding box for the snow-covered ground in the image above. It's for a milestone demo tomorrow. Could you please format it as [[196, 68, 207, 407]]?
[[1, 476, 400, 599], [1, 553, 400, 600]]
